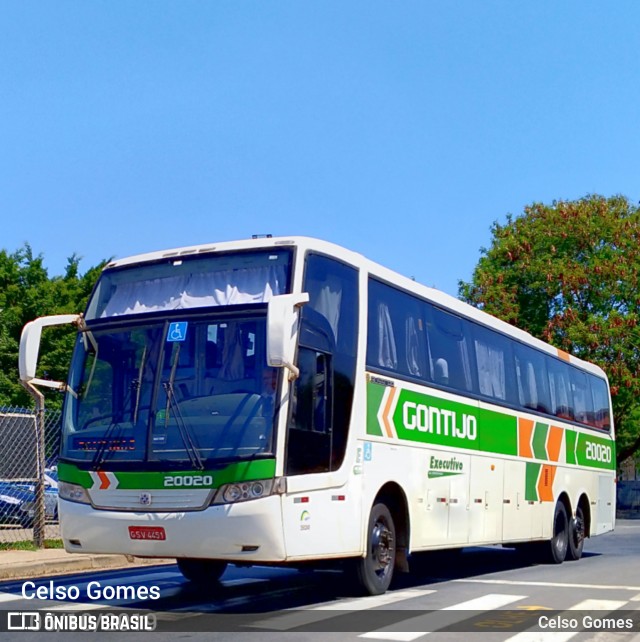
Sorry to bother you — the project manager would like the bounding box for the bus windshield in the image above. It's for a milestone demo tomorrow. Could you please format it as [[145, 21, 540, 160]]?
[[85, 248, 291, 320], [62, 312, 280, 467]]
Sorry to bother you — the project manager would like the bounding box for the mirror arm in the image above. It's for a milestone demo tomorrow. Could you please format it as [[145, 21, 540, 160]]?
[[284, 294, 309, 381]]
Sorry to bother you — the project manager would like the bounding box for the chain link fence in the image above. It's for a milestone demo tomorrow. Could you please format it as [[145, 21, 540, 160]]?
[[0, 407, 61, 544]]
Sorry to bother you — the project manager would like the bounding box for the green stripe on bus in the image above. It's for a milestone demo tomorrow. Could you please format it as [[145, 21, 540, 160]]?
[[366, 380, 385, 437], [478, 407, 517, 456], [367, 378, 615, 470], [58, 459, 277, 490], [392, 389, 480, 451], [565, 430, 577, 465], [58, 463, 92, 489], [575, 433, 615, 470]]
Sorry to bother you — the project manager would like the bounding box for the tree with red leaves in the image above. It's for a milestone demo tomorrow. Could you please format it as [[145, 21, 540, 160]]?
[[460, 194, 640, 465]]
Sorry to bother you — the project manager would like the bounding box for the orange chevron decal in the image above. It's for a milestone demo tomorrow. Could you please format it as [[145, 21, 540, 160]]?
[[98, 471, 111, 490], [546, 426, 563, 462], [537, 464, 557, 502], [382, 387, 397, 438], [518, 417, 534, 458]]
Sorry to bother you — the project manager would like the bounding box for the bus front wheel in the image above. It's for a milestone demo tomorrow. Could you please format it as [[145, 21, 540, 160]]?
[[355, 502, 396, 595], [177, 558, 228, 585]]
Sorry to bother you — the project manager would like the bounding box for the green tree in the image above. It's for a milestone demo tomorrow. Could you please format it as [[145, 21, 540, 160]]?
[[0, 245, 106, 409], [459, 194, 640, 465]]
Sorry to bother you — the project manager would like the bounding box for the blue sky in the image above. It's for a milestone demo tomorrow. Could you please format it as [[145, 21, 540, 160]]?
[[2, 2, 639, 297]]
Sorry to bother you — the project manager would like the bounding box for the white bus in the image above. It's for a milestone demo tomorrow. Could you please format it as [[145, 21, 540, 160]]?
[[19, 236, 615, 595]]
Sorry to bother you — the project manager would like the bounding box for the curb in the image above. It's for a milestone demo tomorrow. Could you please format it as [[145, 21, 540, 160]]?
[[0, 555, 174, 581]]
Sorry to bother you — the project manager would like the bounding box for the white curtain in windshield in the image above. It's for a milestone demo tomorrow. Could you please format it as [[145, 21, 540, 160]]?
[[101, 266, 287, 317]]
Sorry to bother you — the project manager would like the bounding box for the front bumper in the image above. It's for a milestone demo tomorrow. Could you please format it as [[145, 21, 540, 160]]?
[[60, 494, 286, 561]]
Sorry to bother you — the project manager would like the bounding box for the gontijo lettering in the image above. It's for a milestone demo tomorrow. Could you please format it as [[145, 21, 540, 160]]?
[[403, 401, 477, 440]]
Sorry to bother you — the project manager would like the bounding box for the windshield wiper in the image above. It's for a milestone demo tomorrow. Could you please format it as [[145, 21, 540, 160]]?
[[92, 370, 137, 469], [163, 382, 205, 470], [91, 420, 122, 470], [132, 346, 147, 424], [162, 345, 205, 470]]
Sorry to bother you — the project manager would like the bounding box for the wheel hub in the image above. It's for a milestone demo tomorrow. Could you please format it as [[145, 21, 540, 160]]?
[[371, 521, 394, 571]]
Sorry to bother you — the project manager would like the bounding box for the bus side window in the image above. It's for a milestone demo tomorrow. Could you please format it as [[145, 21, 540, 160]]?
[[471, 324, 515, 403], [366, 279, 427, 380], [548, 359, 575, 421], [514, 343, 552, 414], [373, 301, 398, 370], [286, 347, 333, 475], [286, 253, 358, 475], [590, 376, 611, 431], [426, 306, 475, 393], [570, 368, 593, 425]]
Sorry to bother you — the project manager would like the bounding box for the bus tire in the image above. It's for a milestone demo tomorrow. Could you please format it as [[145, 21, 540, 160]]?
[[542, 501, 569, 564], [355, 502, 396, 595], [177, 558, 228, 585], [567, 505, 585, 561]]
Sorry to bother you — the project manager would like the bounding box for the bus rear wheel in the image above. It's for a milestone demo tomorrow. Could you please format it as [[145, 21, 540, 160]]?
[[177, 558, 228, 585], [541, 501, 569, 564], [355, 502, 396, 595], [567, 505, 585, 561]]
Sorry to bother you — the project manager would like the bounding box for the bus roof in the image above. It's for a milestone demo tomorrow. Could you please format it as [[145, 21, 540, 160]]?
[[104, 235, 608, 381]]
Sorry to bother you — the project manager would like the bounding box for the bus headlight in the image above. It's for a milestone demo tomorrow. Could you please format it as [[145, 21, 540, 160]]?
[[59, 481, 91, 505], [212, 479, 279, 505]]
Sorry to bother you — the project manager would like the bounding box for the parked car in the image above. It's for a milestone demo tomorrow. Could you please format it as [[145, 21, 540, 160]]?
[[44, 468, 58, 489], [0, 478, 58, 528]]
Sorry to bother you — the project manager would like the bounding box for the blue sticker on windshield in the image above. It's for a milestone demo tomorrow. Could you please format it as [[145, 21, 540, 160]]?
[[167, 322, 188, 342]]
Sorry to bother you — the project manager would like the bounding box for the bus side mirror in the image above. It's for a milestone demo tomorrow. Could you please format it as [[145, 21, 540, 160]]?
[[267, 293, 309, 380], [19, 314, 82, 389]]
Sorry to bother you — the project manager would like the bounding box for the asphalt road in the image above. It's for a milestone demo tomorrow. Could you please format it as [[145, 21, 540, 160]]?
[[1, 520, 640, 641]]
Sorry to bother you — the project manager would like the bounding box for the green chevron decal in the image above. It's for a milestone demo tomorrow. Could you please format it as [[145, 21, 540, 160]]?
[[532, 423, 549, 460], [525, 462, 541, 501]]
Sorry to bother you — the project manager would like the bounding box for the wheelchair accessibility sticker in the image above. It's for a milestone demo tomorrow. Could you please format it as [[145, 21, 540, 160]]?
[[167, 322, 188, 342]]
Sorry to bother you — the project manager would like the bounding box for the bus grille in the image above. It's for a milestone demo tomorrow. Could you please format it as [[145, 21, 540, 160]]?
[[88, 488, 214, 511]]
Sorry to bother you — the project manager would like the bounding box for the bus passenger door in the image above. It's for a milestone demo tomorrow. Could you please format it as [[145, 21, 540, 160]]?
[[281, 253, 360, 559]]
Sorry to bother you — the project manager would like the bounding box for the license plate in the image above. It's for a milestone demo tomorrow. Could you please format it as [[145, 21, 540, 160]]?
[[128, 526, 166, 541]]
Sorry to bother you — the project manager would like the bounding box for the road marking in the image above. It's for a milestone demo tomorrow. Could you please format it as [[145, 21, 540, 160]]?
[[568, 598, 628, 610], [469, 597, 631, 642], [440, 593, 527, 611], [359, 593, 526, 641], [455, 579, 640, 591], [247, 588, 437, 631], [313, 588, 437, 611], [629, 592, 640, 601], [504, 633, 577, 642], [359, 634, 425, 641]]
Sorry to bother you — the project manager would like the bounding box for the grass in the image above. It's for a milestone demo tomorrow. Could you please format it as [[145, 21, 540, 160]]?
[[0, 539, 64, 551]]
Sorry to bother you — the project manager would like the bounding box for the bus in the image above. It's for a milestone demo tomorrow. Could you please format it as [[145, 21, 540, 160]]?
[[19, 236, 615, 595]]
